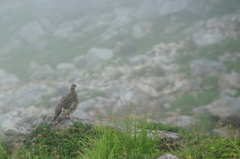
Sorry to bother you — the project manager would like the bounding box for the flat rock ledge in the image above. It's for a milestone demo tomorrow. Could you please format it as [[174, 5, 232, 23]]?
[[3, 114, 180, 152]]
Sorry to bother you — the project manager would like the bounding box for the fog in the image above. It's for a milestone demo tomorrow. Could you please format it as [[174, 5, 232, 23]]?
[[0, 0, 240, 134]]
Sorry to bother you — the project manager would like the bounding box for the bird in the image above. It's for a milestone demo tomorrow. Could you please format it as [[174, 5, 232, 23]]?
[[53, 84, 78, 121]]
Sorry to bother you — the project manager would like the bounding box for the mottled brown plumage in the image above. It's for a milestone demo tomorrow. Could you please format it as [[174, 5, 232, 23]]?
[[53, 84, 78, 121]]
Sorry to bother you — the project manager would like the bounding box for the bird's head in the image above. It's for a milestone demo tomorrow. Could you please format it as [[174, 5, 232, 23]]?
[[71, 84, 77, 90]]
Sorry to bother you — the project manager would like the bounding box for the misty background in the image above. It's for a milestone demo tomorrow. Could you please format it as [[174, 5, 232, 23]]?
[[0, 0, 240, 134]]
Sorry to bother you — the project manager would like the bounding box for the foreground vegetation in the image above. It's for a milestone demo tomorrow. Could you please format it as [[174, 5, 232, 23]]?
[[0, 105, 239, 159]]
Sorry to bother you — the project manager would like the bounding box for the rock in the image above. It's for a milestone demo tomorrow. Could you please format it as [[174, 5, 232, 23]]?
[[193, 32, 225, 46], [135, 1, 158, 19], [3, 84, 53, 112], [30, 64, 57, 81], [104, 16, 131, 34], [136, 83, 159, 97], [128, 55, 151, 66], [192, 96, 240, 126], [149, 77, 173, 91], [136, 0, 215, 18], [173, 79, 202, 93], [27, 61, 40, 74], [158, 0, 190, 15], [156, 153, 179, 159], [169, 115, 196, 128], [39, 19, 54, 32], [183, 21, 205, 35], [3, 114, 94, 152], [79, 99, 96, 111], [56, 63, 76, 74], [69, 32, 84, 42], [54, 21, 74, 39], [219, 89, 238, 98], [73, 109, 91, 119], [114, 7, 135, 18], [0, 106, 49, 131], [132, 21, 152, 38], [73, 55, 86, 68], [86, 48, 113, 66], [114, 41, 138, 55], [100, 16, 131, 41], [190, 59, 227, 78], [105, 86, 133, 100], [218, 53, 237, 63], [101, 31, 119, 42], [34, 40, 49, 52], [0, 69, 19, 86], [218, 72, 240, 90], [157, 95, 176, 106], [20, 21, 46, 44]]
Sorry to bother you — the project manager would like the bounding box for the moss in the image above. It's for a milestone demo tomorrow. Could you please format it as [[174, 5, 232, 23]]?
[[16, 122, 96, 158], [111, 71, 123, 80], [143, 122, 188, 134], [175, 53, 195, 64], [178, 65, 191, 76], [202, 75, 219, 89]]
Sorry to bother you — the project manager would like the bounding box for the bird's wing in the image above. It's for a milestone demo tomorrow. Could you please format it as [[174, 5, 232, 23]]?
[[53, 94, 70, 121]]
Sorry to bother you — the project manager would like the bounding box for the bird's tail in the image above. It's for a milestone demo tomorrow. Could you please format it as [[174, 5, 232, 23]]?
[[53, 115, 59, 121]]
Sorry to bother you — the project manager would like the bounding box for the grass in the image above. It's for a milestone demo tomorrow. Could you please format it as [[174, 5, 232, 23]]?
[[80, 126, 160, 159], [169, 90, 219, 114], [202, 75, 219, 90], [178, 65, 191, 76], [111, 71, 123, 80], [175, 53, 195, 65], [152, 66, 165, 77], [224, 61, 240, 72]]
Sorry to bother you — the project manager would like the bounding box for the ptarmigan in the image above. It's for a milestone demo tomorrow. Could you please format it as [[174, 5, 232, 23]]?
[[53, 84, 78, 121]]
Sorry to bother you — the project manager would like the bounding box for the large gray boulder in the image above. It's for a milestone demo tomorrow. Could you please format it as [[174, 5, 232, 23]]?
[[132, 21, 152, 38], [190, 59, 227, 78], [27, 61, 40, 74], [0, 69, 19, 86], [56, 62, 76, 74], [218, 72, 240, 90], [193, 32, 225, 46], [0, 106, 49, 132], [30, 64, 57, 81], [20, 21, 46, 44], [53, 21, 74, 39], [73, 55, 86, 68], [156, 153, 179, 159], [114, 7, 135, 18], [192, 96, 240, 125], [148, 77, 174, 91], [128, 55, 151, 66], [86, 48, 113, 66]]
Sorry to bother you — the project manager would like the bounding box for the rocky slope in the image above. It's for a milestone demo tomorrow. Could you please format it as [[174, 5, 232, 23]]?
[[0, 0, 240, 134]]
